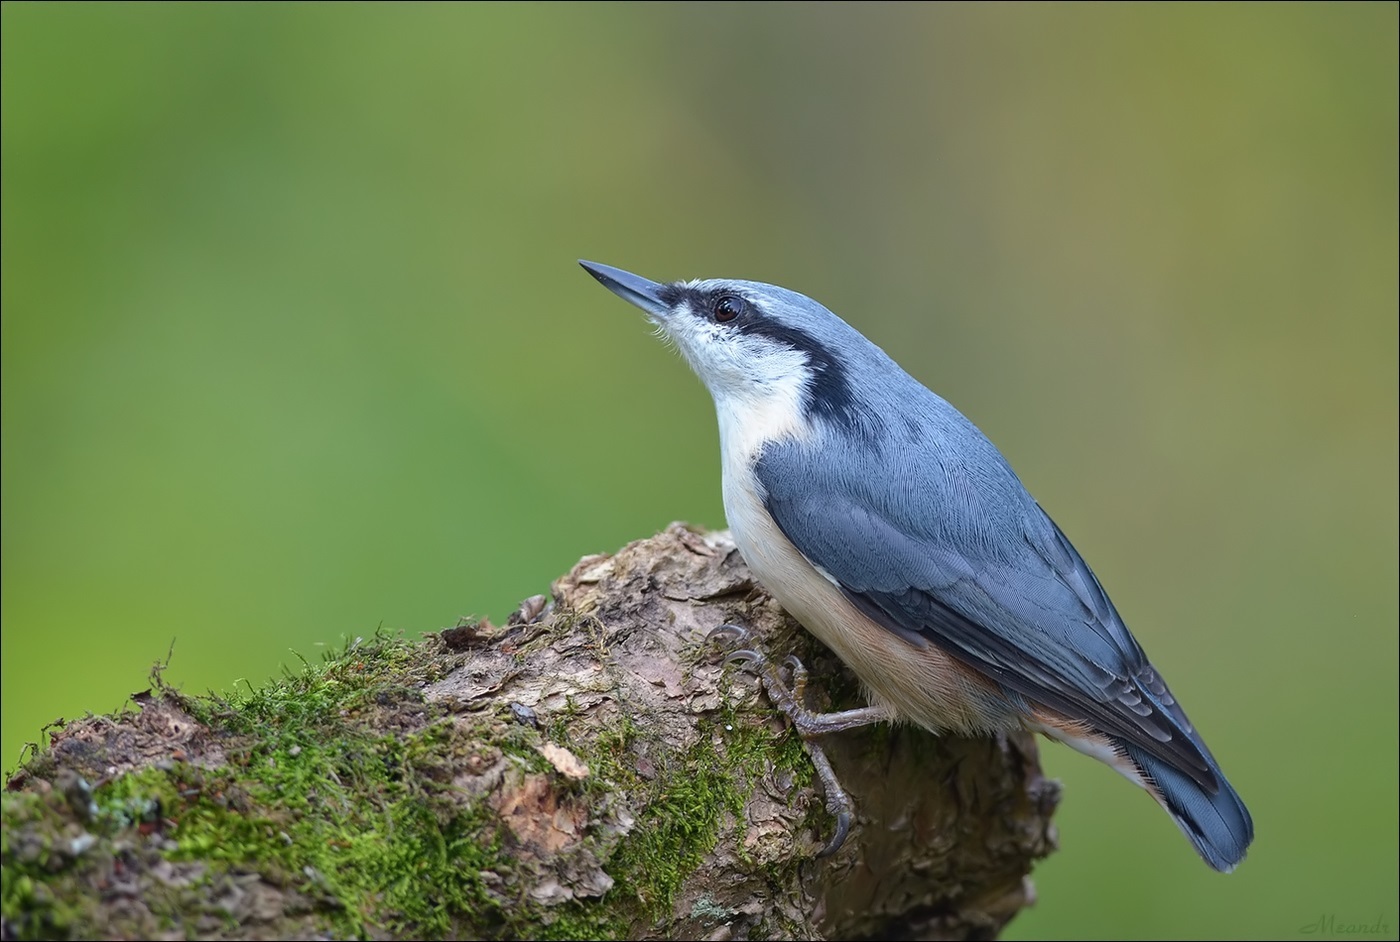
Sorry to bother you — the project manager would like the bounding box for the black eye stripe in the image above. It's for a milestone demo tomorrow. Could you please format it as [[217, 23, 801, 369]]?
[[658, 282, 863, 431]]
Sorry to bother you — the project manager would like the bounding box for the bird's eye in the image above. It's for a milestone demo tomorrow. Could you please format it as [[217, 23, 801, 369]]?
[[714, 295, 745, 322]]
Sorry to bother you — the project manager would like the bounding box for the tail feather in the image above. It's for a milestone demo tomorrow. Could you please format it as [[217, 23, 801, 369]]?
[[1124, 742, 1254, 872]]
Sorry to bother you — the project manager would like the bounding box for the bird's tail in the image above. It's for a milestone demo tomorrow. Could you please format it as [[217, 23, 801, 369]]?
[[1122, 741, 1254, 873]]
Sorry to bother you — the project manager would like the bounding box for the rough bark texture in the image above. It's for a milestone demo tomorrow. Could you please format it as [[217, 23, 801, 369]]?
[[1, 525, 1060, 941]]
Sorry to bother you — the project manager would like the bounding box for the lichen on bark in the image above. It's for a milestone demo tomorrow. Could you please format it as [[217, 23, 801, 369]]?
[[2, 525, 1059, 940]]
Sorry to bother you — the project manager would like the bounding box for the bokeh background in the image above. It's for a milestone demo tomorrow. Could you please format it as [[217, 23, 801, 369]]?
[[4, 4, 1396, 939]]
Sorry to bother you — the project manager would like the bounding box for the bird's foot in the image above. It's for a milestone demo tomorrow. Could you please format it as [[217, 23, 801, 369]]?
[[708, 624, 888, 857]]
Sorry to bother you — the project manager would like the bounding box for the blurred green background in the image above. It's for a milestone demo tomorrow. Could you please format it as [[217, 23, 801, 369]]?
[[3, 3, 1396, 939]]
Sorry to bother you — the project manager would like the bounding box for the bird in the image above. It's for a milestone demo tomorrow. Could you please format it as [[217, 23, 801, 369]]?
[[578, 260, 1254, 872]]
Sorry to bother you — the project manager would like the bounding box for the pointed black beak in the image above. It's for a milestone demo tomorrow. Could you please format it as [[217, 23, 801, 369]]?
[[578, 260, 670, 319]]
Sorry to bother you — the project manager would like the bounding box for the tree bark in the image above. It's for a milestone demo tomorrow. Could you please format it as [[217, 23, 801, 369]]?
[[1, 525, 1060, 941]]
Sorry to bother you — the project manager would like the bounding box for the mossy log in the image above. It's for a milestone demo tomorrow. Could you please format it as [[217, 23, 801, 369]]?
[[1, 525, 1060, 941]]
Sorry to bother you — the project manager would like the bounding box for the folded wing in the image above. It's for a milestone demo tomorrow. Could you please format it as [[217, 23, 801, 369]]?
[[755, 435, 1218, 792]]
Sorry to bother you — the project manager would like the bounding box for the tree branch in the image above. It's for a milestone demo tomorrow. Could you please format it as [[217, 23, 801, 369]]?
[[2, 525, 1059, 941]]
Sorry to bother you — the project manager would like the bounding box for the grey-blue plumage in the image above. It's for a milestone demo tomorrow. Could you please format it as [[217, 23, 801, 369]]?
[[579, 262, 1254, 871], [756, 412, 1254, 871]]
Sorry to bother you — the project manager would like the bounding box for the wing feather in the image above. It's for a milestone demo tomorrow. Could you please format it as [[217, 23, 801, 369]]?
[[755, 437, 1217, 791]]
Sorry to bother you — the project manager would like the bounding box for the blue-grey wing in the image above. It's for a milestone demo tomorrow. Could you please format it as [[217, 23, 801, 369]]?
[[755, 435, 1217, 791]]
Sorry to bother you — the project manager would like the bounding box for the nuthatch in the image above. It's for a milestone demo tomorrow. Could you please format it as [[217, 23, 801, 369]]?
[[579, 261, 1254, 872]]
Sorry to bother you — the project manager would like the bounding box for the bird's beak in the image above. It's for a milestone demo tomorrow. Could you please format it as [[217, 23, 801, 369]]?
[[579, 261, 670, 320]]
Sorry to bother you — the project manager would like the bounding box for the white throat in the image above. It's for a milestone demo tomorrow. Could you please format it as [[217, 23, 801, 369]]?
[[712, 370, 811, 471]]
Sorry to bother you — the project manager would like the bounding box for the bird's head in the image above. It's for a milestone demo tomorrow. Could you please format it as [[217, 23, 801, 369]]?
[[579, 261, 868, 429]]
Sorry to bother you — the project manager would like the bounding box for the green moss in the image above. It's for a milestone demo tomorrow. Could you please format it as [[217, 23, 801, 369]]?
[[3, 630, 831, 940], [609, 733, 734, 917], [2, 792, 84, 939], [544, 694, 790, 933], [1, 633, 532, 940]]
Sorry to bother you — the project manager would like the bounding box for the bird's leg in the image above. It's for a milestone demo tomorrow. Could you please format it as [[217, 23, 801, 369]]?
[[763, 654, 891, 736], [707, 624, 889, 857]]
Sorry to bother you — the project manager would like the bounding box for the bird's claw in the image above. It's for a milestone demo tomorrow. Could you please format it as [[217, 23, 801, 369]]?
[[817, 809, 852, 859], [722, 648, 766, 670], [708, 623, 751, 646], [711, 630, 855, 857], [782, 654, 809, 702]]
